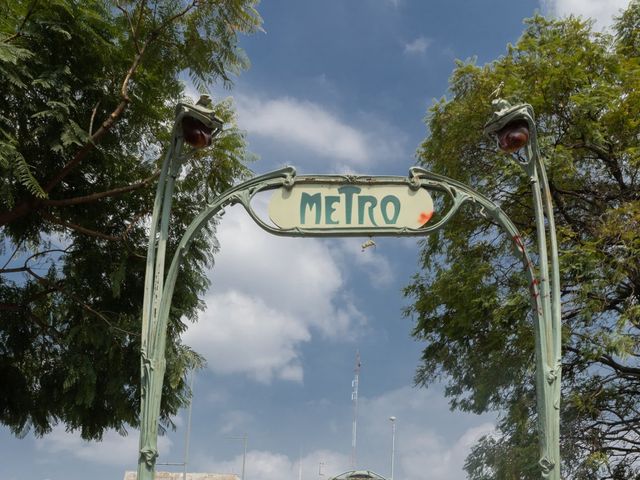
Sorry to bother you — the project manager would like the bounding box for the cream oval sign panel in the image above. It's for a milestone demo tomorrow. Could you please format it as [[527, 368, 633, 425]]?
[[268, 184, 434, 231]]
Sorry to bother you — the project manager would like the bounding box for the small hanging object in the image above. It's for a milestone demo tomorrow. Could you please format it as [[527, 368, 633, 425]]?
[[361, 238, 376, 252]]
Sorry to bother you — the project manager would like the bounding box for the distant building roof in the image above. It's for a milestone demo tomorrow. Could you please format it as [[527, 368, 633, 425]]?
[[328, 470, 389, 480], [123, 472, 240, 480]]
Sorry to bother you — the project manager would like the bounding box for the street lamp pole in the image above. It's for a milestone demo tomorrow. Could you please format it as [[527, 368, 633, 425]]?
[[226, 434, 248, 480], [484, 99, 562, 480], [389, 416, 396, 480], [137, 95, 223, 480]]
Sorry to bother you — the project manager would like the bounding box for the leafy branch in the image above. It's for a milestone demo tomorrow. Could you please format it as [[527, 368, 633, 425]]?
[[42, 169, 160, 207], [2, 0, 39, 44]]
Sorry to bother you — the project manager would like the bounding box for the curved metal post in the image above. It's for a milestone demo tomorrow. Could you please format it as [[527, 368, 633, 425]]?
[[137, 96, 223, 480], [136, 167, 293, 480], [485, 100, 562, 479], [408, 169, 550, 432], [137, 125, 184, 480]]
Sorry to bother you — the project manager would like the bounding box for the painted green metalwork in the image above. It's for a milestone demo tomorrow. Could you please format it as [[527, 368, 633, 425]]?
[[484, 99, 562, 479], [137, 95, 223, 480], [137, 99, 560, 480], [329, 470, 389, 480]]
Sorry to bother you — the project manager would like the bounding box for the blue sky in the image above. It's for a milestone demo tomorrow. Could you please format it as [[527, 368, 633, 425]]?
[[0, 1, 631, 480]]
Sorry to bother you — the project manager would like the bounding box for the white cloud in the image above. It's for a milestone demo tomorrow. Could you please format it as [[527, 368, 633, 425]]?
[[399, 423, 495, 480], [200, 449, 351, 480], [182, 205, 367, 383], [182, 87, 408, 172], [232, 93, 407, 172], [404, 37, 431, 55], [218, 410, 255, 435], [541, 0, 631, 30], [235, 95, 370, 165], [354, 386, 496, 480], [191, 385, 495, 480], [208, 201, 365, 337], [34, 426, 172, 467], [183, 291, 309, 383]]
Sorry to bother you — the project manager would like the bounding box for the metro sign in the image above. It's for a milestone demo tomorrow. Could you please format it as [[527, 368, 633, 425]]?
[[268, 182, 434, 231]]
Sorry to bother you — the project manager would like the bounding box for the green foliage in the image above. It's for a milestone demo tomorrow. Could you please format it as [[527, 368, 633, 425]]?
[[405, 3, 640, 478], [0, 0, 261, 440]]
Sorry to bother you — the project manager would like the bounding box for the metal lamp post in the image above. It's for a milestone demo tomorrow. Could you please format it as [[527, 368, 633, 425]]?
[[137, 94, 223, 480], [484, 99, 562, 480], [389, 416, 396, 480], [226, 434, 248, 480]]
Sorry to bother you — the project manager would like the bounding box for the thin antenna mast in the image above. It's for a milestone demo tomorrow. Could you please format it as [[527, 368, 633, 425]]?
[[351, 351, 361, 469]]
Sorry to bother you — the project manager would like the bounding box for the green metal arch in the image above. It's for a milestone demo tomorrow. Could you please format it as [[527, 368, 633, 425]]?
[[329, 470, 389, 480], [154, 165, 547, 364], [139, 98, 561, 480], [145, 165, 555, 478]]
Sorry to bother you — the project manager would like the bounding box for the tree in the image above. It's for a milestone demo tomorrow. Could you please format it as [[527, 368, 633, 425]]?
[[404, 3, 640, 478], [0, 0, 261, 440]]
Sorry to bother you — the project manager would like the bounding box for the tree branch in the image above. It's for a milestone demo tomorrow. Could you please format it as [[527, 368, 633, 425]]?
[[24, 270, 138, 338], [600, 353, 640, 378], [566, 345, 640, 378], [41, 212, 121, 241], [40, 41, 150, 197], [88, 100, 100, 136], [1, 238, 24, 270], [1, 247, 73, 275], [134, 0, 147, 39], [568, 140, 626, 190], [122, 207, 150, 240], [153, 0, 198, 36], [115, 1, 140, 53], [42, 169, 160, 207], [3, 0, 39, 44], [0, 266, 30, 274], [0, 0, 194, 229], [2, 294, 64, 340]]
